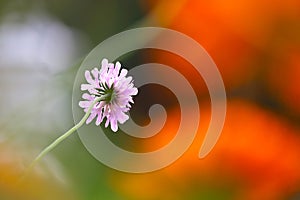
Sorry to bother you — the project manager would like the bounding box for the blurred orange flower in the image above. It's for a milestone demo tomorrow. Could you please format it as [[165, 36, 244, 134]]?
[[111, 101, 300, 200], [267, 45, 300, 115], [142, 0, 300, 100]]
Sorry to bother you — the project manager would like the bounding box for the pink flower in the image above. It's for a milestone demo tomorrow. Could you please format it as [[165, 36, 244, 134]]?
[[79, 58, 138, 132]]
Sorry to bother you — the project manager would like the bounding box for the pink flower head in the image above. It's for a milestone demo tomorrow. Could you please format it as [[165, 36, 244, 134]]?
[[79, 58, 138, 132]]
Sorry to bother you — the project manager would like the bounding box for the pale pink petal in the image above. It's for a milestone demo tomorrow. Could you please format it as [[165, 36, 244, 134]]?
[[95, 113, 103, 126], [79, 101, 91, 108], [86, 112, 97, 124], [82, 93, 94, 100], [91, 68, 99, 79], [113, 62, 121, 76], [85, 70, 94, 84], [117, 112, 129, 124], [108, 78, 114, 88], [95, 101, 105, 109], [129, 87, 138, 95], [119, 69, 128, 78], [105, 118, 110, 127], [110, 118, 118, 132], [101, 58, 108, 68], [81, 84, 92, 90]]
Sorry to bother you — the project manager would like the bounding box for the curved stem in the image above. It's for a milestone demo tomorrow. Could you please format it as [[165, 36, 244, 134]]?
[[25, 95, 107, 175]]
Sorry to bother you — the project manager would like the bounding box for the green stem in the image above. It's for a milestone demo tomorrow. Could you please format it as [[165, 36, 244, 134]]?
[[25, 95, 107, 174]]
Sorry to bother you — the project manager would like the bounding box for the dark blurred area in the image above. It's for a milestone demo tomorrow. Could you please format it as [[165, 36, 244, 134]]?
[[0, 0, 300, 199]]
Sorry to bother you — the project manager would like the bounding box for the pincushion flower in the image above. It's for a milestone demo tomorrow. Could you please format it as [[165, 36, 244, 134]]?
[[24, 58, 138, 176], [79, 58, 138, 132]]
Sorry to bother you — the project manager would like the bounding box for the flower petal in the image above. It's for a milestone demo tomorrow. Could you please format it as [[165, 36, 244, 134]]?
[[117, 112, 129, 124], [86, 112, 97, 124], [95, 112, 103, 126], [85, 70, 94, 84], [79, 101, 91, 108], [110, 118, 118, 132], [82, 93, 94, 100], [105, 118, 110, 127], [81, 84, 92, 91]]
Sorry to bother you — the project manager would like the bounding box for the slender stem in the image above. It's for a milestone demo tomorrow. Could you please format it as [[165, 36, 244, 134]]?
[[25, 95, 107, 175]]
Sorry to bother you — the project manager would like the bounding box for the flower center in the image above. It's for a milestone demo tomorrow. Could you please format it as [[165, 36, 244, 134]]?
[[96, 82, 116, 103], [104, 87, 115, 103]]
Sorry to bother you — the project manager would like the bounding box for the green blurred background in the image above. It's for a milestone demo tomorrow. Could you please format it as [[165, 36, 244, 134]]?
[[0, 0, 300, 199]]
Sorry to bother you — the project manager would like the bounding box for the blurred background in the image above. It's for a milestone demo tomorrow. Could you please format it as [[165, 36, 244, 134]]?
[[0, 0, 300, 199]]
